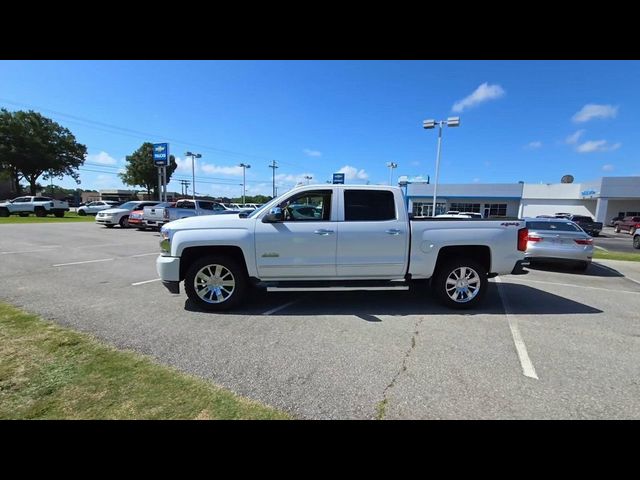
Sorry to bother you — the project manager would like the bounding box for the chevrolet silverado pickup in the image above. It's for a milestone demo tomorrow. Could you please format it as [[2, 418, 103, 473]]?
[[162, 199, 240, 223], [0, 196, 69, 217], [157, 185, 528, 311]]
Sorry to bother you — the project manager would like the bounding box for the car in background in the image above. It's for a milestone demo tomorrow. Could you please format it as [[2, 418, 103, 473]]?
[[127, 209, 148, 230], [77, 200, 119, 216], [561, 215, 603, 237], [0, 196, 69, 218], [614, 216, 640, 235], [163, 199, 240, 223], [634, 230, 640, 249], [609, 215, 624, 227], [142, 202, 176, 230], [95, 200, 160, 228], [524, 218, 593, 271]]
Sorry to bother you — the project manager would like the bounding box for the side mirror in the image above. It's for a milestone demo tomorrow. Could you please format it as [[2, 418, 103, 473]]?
[[262, 207, 283, 223]]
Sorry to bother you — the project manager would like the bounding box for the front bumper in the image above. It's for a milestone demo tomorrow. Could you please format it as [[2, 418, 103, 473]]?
[[96, 215, 116, 225], [162, 280, 180, 294], [156, 254, 180, 282]]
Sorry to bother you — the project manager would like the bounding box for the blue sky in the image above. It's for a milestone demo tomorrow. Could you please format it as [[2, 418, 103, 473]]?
[[1, 60, 639, 198]]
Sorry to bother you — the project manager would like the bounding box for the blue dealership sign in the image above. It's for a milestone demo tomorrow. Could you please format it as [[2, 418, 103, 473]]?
[[332, 173, 345, 184], [153, 143, 169, 166]]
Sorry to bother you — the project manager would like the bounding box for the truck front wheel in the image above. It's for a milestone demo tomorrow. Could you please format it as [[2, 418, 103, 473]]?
[[432, 258, 488, 309], [184, 255, 247, 311], [35, 207, 46, 217]]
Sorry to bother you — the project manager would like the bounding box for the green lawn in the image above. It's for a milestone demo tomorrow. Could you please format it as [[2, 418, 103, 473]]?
[[593, 250, 640, 262], [0, 212, 94, 224], [0, 302, 290, 419]]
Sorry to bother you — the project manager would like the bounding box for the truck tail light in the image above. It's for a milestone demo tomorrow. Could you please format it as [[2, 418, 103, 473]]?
[[518, 228, 529, 251], [574, 238, 593, 245]]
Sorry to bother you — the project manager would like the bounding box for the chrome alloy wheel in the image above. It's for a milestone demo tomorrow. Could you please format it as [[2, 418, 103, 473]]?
[[445, 266, 481, 303], [194, 264, 236, 304]]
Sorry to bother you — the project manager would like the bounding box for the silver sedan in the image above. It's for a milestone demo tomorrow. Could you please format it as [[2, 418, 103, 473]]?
[[524, 218, 594, 271]]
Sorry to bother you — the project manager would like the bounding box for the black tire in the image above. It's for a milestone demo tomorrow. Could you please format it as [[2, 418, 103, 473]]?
[[105, 224, 115, 228], [54, 211, 64, 218], [614, 225, 620, 233], [633, 235, 640, 249], [34, 207, 46, 217], [0, 208, 8, 217], [184, 255, 248, 311], [574, 261, 590, 271], [18, 212, 29, 217], [77, 209, 87, 216], [119, 215, 129, 228], [630, 227, 636, 236], [432, 258, 488, 309]]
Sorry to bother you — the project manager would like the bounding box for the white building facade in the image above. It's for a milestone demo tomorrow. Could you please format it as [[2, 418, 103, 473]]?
[[403, 176, 640, 223]]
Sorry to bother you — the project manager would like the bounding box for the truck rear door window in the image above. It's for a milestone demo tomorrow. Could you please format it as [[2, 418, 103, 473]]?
[[344, 190, 396, 221]]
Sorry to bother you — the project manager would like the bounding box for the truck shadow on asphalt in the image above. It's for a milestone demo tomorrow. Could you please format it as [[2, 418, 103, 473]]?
[[525, 262, 623, 277], [183, 282, 602, 318]]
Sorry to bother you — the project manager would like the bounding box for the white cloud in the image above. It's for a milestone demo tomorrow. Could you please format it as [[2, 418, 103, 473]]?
[[86, 151, 117, 165], [525, 141, 542, 149], [408, 175, 429, 182], [565, 130, 585, 145], [200, 164, 244, 176], [602, 164, 615, 172], [303, 149, 322, 157], [275, 172, 316, 185], [473, 178, 480, 183], [452, 82, 505, 113], [572, 104, 618, 123], [337, 165, 369, 180], [576, 140, 621, 153], [174, 156, 197, 174]]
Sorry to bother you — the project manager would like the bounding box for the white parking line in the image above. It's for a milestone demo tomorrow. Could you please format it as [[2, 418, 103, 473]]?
[[512, 277, 640, 295], [129, 253, 159, 258], [594, 245, 609, 252], [53, 258, 114, 267], [495, 277, 539, 380], [262, 300, 300, 316], [1, 246, 60, 255], [131, 278, 162, 286]]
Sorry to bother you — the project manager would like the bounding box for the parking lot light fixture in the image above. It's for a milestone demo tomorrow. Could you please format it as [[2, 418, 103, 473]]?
[[423, 117, 460, 216], [239, 163, 251, 205], [185, 151, 202, 204], [387, 162, 398, 186]]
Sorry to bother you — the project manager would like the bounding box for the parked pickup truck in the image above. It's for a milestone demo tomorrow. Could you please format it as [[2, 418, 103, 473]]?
[[614, 216, 640, 235], [157, 185, 528, 311], [0, 196, 69, 218], [162, 199, 240, 223], [142, 202, 176, 230], [558, 215, 603, 236]]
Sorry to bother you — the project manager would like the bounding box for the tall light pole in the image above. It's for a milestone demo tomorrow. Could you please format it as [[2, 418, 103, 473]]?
[[185, 152, 201, 204], [239, 163, 251, 205], [386, 162, 398, 186], [269, 160, 278, 198], [304, 175, 313, 185], [423, 117, 460, 216]]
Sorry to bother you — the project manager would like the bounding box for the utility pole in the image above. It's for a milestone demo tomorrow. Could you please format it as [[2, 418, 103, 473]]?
[[387, 162, 398, 186], [304, 175, 313, 185], [239, 163, 251, 205], [269, 160, 278, 198]]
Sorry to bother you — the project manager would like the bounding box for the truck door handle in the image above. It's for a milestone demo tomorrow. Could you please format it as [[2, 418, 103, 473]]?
[[314, 229, 334, 235], [385, 229, 402, 235]]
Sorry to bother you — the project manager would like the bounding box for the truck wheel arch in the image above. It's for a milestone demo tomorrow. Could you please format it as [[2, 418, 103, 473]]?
[[179, 246, 249, 281], [434, 245, 491, 277]]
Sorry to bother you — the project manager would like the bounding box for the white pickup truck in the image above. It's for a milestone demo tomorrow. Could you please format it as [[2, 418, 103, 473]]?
[[157, 185, 529, 311], [0, 196, 69, 218]]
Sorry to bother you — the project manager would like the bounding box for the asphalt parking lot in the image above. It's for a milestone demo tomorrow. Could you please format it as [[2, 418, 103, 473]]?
[[594, 227, 638, 253], [1, 222, 640, 419]]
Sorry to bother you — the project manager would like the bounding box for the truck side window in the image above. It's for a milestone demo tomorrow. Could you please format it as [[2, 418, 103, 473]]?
[[278, 190, 332, 221], [344, 190, 396, 221], [199, 202, 214, 211]]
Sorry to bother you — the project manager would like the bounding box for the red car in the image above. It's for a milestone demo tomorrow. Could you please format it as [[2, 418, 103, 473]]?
[[614, 216, 640, 235], [127, 209, 146, 229]]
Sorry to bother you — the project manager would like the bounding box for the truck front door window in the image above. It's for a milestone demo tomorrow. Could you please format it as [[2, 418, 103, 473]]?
[[279, 191, 332, 221]]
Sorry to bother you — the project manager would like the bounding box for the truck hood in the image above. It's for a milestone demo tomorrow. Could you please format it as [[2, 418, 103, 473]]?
[[164, 213, 243, 230]]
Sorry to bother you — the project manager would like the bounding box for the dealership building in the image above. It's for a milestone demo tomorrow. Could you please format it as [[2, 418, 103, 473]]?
[[402, 176, 640, 223]]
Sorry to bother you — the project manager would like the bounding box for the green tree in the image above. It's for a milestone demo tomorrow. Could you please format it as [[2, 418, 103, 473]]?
[[0, 109, 87, 195], [119, 142, 177, 199]]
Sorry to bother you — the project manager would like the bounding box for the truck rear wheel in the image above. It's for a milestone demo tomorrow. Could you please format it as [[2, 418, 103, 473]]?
[[54, 210, 65, 218], [35, 207, 46, 217], [0, 208, 8, 217], [432, 258, 488, 309], [184, 255, 247, 311]]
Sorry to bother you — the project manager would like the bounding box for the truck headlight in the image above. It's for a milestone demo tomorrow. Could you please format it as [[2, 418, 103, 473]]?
[[160, 228, 171, 255]]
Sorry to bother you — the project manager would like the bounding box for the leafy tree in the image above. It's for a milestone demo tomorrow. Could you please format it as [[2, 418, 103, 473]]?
[[0, 109, 87, 195], [119, 142, 177, 198]]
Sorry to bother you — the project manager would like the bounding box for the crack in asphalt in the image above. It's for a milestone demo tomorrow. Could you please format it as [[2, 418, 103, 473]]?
[[375, 315, 426, 419]]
